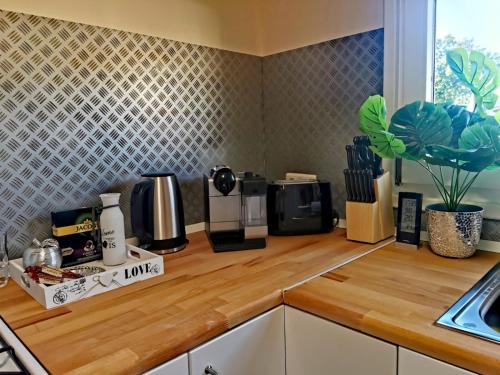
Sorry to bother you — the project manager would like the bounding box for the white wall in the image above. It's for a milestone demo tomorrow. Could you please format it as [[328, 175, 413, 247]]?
[[258, 0, 384, 55], [0, 0, 384, 55], [0, 0, 262, 55]]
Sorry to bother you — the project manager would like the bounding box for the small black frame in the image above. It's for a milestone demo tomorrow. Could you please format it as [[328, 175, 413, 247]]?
[[396, 192, 423, 246]]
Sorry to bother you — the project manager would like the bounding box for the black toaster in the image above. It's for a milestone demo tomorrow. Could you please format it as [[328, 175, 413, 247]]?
[[267, 180, 333, 235]]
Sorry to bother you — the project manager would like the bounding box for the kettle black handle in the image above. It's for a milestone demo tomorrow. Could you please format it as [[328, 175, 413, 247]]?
[[130, 180, 154, 242]]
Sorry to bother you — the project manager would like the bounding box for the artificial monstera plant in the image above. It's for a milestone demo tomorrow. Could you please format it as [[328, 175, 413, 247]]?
[[359, 48, 500, 212]]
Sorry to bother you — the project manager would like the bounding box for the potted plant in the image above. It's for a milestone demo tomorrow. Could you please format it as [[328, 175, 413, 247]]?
[[358, 48, 500, 258]]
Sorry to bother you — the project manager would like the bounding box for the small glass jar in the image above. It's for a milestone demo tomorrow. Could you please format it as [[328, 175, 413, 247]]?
[[0, 235, 9, 288]]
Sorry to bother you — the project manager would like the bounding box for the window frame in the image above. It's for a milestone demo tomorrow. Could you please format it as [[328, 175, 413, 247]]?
[[383, 0, 500, 220]]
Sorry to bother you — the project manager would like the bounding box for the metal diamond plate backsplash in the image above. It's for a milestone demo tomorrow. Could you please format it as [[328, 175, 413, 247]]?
[[4, 12, 497, 257], [0, 10, 264, 257], [263, 29, 384, 218]]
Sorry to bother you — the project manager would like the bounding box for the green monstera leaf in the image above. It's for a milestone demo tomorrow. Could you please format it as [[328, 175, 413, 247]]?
[[496, 111, 500, 124], [425, 144, 496, 172], [477, 116, 500, 127], [447, 48, 471, 84], [461, 149, 497, 172], [459, 123, 500, 150], [442, 104, 474, 148], [447, 48, 500, 116], [366, 130, 406, 159], [443, 105, 500, 147], [389, 101, 452, 160], [424, 145, 457, 168], [358, 95, 388, 134], [459, 123, 500, 170]]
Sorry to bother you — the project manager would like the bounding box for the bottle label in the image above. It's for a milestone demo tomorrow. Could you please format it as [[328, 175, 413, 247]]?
[[102, 229, 117, 250]]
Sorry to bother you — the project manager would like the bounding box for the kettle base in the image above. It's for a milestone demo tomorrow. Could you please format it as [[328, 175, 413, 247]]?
[[142, 237, 188, 254], [149, 243, 187, 254]]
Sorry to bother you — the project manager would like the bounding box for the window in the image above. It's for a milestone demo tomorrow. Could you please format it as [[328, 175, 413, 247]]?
[[384, 0, 500, 219], [434, 0, 500, 109]]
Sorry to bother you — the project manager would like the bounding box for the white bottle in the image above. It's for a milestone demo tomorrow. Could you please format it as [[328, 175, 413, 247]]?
[[99, 193, 127, 266]]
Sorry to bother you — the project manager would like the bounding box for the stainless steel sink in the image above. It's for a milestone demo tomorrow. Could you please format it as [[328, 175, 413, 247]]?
[[436, 262, 500, 343]]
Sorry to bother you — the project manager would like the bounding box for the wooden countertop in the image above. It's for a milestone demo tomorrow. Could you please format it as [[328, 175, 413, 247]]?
[[284, 243, 500, 375], [0, 229, 389, 375]]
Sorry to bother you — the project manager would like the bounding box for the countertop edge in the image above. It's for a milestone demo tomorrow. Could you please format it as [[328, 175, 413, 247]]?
[[1, 231, 395, 374], [283, 247, 500, 375], [283, 292, 498, 375]]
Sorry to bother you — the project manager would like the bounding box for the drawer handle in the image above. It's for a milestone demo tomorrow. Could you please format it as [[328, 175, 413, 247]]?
[[204, 365, 219, 375]]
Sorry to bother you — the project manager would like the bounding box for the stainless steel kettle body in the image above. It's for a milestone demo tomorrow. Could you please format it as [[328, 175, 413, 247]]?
[[131, 173, 188, 253]]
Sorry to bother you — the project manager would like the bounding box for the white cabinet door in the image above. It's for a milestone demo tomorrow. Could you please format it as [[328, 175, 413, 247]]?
[[285, 306, 397, 375], [189, 306, 285, 375], [143, 353, 189, 375], [398, 347, 476, 375]]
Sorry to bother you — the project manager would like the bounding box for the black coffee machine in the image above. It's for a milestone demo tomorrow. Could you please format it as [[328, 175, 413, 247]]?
[[267, 180, 334, 235]]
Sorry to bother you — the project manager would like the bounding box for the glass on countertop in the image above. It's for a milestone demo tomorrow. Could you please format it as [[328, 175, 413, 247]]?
[[0, 234, 9, 287]]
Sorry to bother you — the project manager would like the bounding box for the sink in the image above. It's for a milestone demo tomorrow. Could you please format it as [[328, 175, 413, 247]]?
[[436, 262, 500, 343], [483, 280, 500, 333]]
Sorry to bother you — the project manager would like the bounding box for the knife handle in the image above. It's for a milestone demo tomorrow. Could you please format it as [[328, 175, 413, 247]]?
[[344, 169, 352, 201], [349, 170, 358, 202], [366, 169, 375, 202], [359, 170, 367, 202], [354, 170, 362, 202], [359, 170, 368, 202], [346, 145, 354, 170], [353, 145, 360, 170], [364, 169, 372, 203]]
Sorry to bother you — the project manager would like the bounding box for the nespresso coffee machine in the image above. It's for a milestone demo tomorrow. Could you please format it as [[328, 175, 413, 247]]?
[[204, 166, 267, 252]]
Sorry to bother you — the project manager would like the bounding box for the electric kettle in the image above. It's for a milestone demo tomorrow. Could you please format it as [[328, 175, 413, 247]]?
[[131, 173, 188, 253]]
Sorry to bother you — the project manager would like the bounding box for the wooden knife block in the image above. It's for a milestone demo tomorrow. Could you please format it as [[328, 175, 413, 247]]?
[[346, 171, 394, 243]]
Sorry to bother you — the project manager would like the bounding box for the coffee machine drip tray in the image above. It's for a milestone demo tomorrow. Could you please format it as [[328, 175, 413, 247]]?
[[209, 231, 266, 252]]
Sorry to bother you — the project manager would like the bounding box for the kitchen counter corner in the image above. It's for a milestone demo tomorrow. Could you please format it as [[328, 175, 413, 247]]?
[[0, 229, 390, 374], [284, 244, 500, 374]]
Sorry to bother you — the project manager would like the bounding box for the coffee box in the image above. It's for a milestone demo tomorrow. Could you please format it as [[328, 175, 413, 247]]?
[[51, 207, 102, 267]]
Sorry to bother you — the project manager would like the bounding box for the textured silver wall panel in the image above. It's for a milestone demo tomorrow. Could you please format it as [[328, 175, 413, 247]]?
[[262, 30, 500, 241], [4, 11, 496, 255], [0, 10, 264, 257], [263, 30, 384, 218]]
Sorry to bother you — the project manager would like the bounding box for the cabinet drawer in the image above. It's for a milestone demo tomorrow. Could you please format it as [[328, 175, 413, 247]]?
[[143, 353, 189, 375], [189, 306, 285, 375], [285, 306, 397, 375], [398, 347, 476, 375]]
